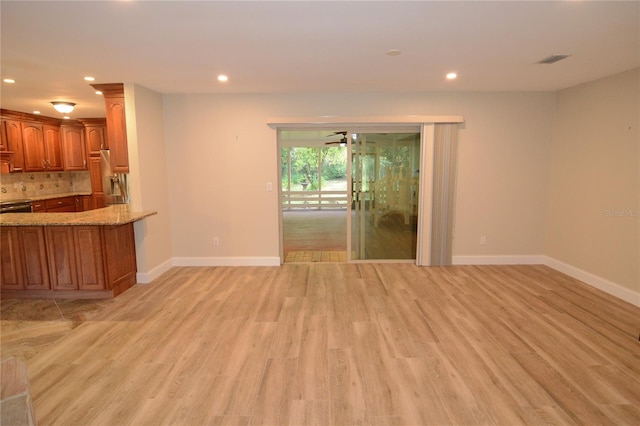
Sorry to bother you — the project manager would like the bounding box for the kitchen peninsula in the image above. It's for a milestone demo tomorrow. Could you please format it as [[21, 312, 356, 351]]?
[[0, 205, 156, 299]]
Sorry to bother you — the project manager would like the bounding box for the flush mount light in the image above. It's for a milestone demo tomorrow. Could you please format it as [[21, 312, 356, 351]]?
[[446, 72, 457, 80], [217, 74, 229, 82], [51, 101, 76, 114], [3, 78, 15, 84]]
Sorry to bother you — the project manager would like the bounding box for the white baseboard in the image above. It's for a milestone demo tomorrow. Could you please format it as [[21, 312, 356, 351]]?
[[542, 256, 640, 308], [136, 258, 175, 284], [452, 254, 639, 307], [172, 256, 281, 267], [452, 255, 545, 265]]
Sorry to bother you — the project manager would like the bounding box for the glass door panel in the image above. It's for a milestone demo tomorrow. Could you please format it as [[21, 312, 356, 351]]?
[[351, 131, 421, 260]]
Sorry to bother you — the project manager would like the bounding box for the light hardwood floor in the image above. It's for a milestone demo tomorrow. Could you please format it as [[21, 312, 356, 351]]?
[[2, 264, 640, 425]]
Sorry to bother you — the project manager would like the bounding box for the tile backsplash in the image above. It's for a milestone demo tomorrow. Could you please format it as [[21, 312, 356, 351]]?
[[0, 171, 92, 201]]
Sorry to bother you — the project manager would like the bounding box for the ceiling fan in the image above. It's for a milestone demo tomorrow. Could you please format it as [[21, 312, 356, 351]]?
[[325, 131, 348, 145]]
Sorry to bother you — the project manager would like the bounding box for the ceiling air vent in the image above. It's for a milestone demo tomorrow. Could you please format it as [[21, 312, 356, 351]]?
[[537, 54, 571, 64]]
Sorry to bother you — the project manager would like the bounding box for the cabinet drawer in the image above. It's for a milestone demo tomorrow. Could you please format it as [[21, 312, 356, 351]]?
[[31, 201, 46, 212], [45, 196, 76, 210]]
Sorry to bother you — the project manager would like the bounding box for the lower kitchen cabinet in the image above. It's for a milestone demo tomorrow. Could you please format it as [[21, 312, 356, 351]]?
[[74, 226, 106, 291], [0, 223, 136, 298], [0, 227, 25, 290], [18, 226, 50, 291], [46, 227, 79, 290]]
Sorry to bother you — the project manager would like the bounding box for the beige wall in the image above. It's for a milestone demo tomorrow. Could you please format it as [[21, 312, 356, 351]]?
[[546, 68, 640, 293], [161, 92, 556, 260], [125, 84, 173, 279]]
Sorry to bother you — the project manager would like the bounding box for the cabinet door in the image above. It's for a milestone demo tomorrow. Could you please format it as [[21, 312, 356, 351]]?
[[74, 227, 106, 290], [0, 228, 25, 290], [45, 227, 78, 290], [61, 125, 87, 170], [88, 155, 103, 193], [0, 119, 7, 151], [17, 227, 50, 290], [22, 122, 46, 172], [104, 97, 129, 173], [85, 125, 107, 155], [43, 125, 64, 171], [4, 119, 25, 172]]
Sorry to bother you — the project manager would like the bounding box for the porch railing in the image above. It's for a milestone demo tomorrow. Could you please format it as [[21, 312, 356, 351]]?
[[282, 190, 348, 210]]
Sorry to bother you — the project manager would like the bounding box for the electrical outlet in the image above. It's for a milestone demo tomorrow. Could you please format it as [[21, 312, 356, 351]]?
[[213, 237, 220, 247], [480, 235, 487, 245]]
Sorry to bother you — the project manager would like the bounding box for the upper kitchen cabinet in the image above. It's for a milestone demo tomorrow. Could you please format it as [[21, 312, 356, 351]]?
[[2, 118, 25, 172], [1, 110, 65, 173], [43, 125, 64, 171], [91, 83, 129, 173], [22, 122, 47, 172], [23, 122, 64, 172], [61, 125, 87, 170], [80, 118, 107, 155]]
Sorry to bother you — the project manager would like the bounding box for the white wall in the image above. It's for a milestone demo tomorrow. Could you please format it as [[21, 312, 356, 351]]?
[[125, 84, 174, 281], [161, 92, 556, 263], [546, 68, 640, 295]]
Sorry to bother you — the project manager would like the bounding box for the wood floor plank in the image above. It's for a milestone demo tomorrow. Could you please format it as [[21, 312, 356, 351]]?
[[1, 263, 637, 425]]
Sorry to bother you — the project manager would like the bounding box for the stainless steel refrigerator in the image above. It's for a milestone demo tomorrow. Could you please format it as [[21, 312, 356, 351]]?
[[100, 149, 129, 205]]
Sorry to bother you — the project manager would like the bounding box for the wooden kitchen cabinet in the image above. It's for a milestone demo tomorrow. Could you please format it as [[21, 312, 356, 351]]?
[[1, 223, 137, 298], [74, 226, 106, 290], [46, 227, 79, 290], [83, 122, 107, 155], [22, 122, 64, 172], [88, 156, 105, 209], [2, 119, 25, 173], [92, 83, 129, 173], [22, 122, 46, 172], [0, 227, 24, 290], [43, 125, 64, 171], [44, 196, 77, 212], [61, 125, 86, 170], [0, 119, 7, 151], [16, 227, 51, 291]]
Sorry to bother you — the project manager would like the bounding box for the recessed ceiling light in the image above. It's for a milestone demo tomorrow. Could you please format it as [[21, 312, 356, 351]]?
[[95, 91, 103, 95], [386, 49, 402, 57], [84, 76, 95, 81], [63, 116, 71, 120], [33, 111, 41, 115], [217, 74, 229, 82], [446, 72, 457, 80], [3, 78, 15, 84]]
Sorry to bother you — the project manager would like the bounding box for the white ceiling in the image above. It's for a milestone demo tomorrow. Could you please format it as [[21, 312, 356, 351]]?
[[1, 1, 638, 119]]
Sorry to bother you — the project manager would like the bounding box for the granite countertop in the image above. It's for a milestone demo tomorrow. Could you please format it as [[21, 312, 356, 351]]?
[[0, 205, 157, 226]]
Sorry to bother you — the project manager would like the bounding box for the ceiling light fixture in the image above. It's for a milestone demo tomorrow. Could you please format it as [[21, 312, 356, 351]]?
[[446, 72, 457, 80], [3, 78, 15, 84], [217, 74, 229, 82], [33, 111, 41, 115], [95, 91, 103, 95], [51, 101, 76, 114], [84, 76, 95, 81]]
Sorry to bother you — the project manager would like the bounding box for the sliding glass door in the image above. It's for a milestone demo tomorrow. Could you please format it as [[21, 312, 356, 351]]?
[[350, 131, 421, 260]]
